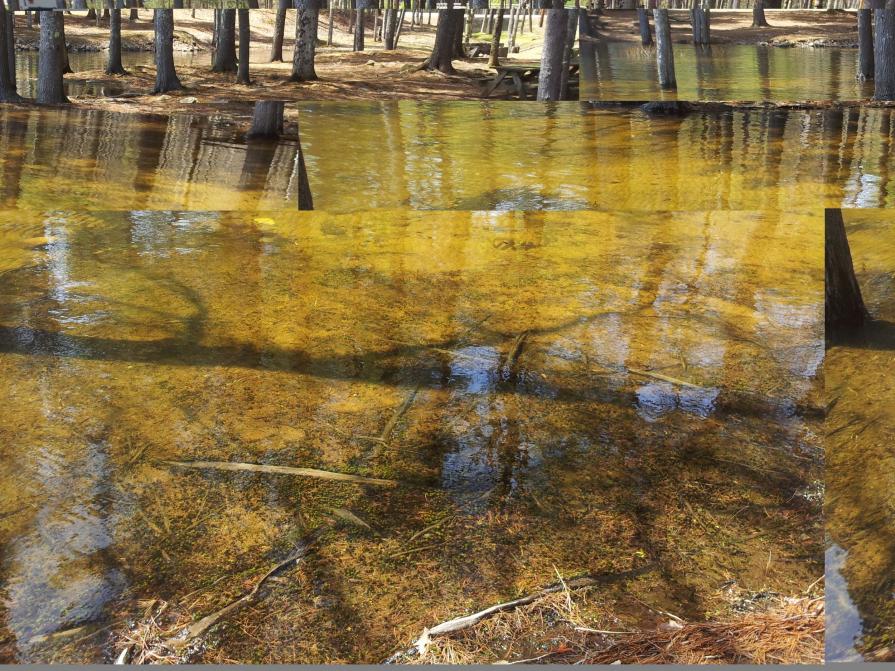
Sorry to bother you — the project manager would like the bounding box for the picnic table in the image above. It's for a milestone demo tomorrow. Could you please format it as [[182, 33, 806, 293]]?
[[482, 61, 579, 100]]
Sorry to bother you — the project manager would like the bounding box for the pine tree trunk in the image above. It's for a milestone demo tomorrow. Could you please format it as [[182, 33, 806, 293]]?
[[292, 3, 319, 80], [825, 208, 867, 333], [559, 7, 578, 99], [212, 8, 237, 72], [0, 0, 21, 102], [248, 100, 284, 139], [690, 6, 709, 44], [857, 9, 874, 81], [327, 8, 334, 45], [106, 8, 127, 74], [653, 8, 676, 89], [58, 14, 72, 74], [426, 5, 461, 73], [536, 8, 567, 100], [354, 6, 365, 50], [637, 6, 652, 45], [37, 11, 68, 104], [488, 5, 503, 67], [751, 0, 769, 27], [383, 7, 398, 49], [270, 0, 287, 61], [874, 9, 895, 99], [153, 9, 182, 93], [237, 9, 250, 84]]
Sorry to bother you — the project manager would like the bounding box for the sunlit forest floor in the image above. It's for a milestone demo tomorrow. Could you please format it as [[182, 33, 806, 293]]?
[[590, 9, 857, 46]]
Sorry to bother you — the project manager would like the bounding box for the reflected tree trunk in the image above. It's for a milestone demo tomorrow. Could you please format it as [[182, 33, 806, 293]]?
[[825, 208, 868, 333], [153, 9, 182, 93]]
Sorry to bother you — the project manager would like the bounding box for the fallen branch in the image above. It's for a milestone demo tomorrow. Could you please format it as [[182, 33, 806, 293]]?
[[502, 330, 529, 377], [162, 460, 398, 487], [380, 386, 420, 443]]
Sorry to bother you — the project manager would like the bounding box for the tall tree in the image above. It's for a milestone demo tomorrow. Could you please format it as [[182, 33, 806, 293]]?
[[825, 208, 868, 333], [488, 4, 504, 68], [106, 7, 128, 75], [0, 0, 22, 101], [153, 9, 182, 93], [212, 9, 237, 72], [690, 4, 709, 45], [37, 11, 68, 104], [653, 8, 676, 89], [383, 4, 398, 49], [752, 0, 770, 28], [270, 0, 288, 62], [292, 0, 319, 81], [857, 8, 874, 81], [426, 3, 463, 73], [354, 3, 365, 51], [558, 6, 578, 100], [537, 7, 567, 101], [237, 9, 251, 84], [58, 12, 72, 74], [874, 8, 895, 100], [637, 6, 652, 46]]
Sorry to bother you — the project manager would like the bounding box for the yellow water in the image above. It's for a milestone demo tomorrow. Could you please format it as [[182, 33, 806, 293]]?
[[826, 210, 895, 662], [0, 209, 822, 662], [2, 102, 894, 211]]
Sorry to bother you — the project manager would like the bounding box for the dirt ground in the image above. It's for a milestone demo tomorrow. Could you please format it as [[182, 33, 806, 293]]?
[[12, 9, 548, 112], [589, 9, 858, 46]]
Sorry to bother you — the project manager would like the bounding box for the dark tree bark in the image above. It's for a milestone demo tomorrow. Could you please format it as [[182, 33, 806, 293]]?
[[270, 0, 287, 62], [106, 8, 128, 75], [296, 122, 313, 210], [292, 2, 319, 81], [0, 0, 21, 101], [825, 208, 867, 334], [58, 14, 72, 74], [37, 11, 68, 104], [212, 9, 237, 72], [690, 6, 709, 44], [426, 5, 462, 73], [488, 5, 504, 68], [153, 9, 182, 93], [637, 6, 652, 46], [237, 9, 251, 84], [248, 100, 285, 139], [558, 7, 578, 99], [751, 0, 769, 27], [536, 8, 567, 100], [857, 9, 874, 81], [129, 7, 138, 22], [653, 8, 676, 89], [354, 6, 365, 51], [874, 9, 895, 100]]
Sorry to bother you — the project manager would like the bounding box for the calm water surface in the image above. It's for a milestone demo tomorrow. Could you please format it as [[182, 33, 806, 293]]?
[[1, 101, 894, 210], [580, 42, 872, 101], [826, 210, 895, 662], [0, 209, 822, 662]]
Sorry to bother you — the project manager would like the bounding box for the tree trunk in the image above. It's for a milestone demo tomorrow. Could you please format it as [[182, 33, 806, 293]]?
[[653, 8, 676, 89], [153, 9, 182, 93], [536, 8, 567, 100], [248, 100, 285, 139], [0, 0, 21, 101], [857, 9, 874, 81], [292, 3, 319, 80], [106, 8, 127, 74], [270, 0, 287, 61], [559, 6, 578, 99], [327, 7, 334, 45], [426, 5, 461, 73], [874, 9, 895, 99], [825, 208, 867, 333], [212, 8, 237, 72], [383, 7, 398, 49], [37, 11, 68, 104], [129, 7, 138, 21], [488, 5, 504, 67], [751, 0, 769, 27], [58, 14, 72, 74], [637, 6, 652, 45], [690, 6, 709, 44], [354, 6, 364, 50], [237, 9, 250, 84]]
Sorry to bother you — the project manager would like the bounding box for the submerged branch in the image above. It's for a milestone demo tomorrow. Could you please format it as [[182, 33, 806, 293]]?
[[162, 460, 399, 487]]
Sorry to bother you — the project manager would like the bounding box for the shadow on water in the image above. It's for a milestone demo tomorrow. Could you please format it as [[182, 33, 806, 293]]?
[[826, 210, 895, 662], [0, 209, 822, 663]]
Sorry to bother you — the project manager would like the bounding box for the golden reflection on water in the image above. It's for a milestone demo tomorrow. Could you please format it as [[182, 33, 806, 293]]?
[[826, 210, 895, 662], [0, 209, 822, 662], [1, 102, 894, 211], [580, 43, 872, 102]]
